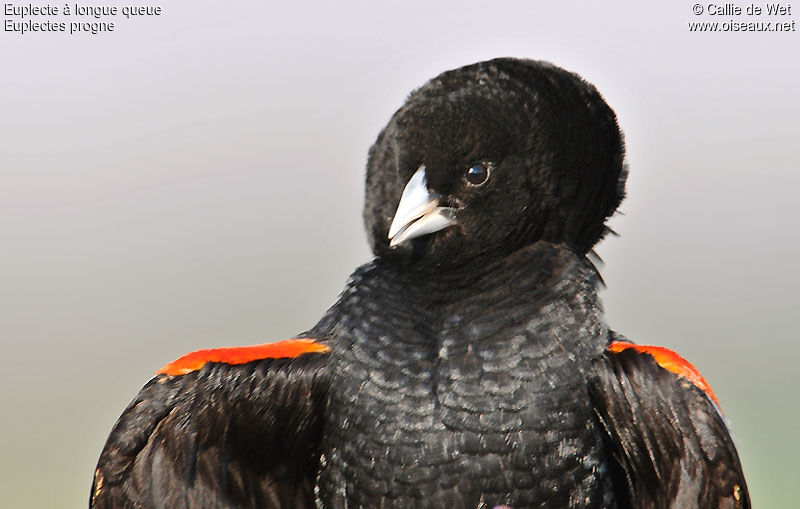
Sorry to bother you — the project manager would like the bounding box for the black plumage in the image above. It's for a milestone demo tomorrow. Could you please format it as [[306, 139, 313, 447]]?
[[91, 58, 749, 508], [92, 354, 329, 507], [589, 348, 749, 508], [365, 59, 625, 267]]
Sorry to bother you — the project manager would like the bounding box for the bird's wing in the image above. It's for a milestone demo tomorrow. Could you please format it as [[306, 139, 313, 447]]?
[[90, 338, 331, 509], [588, 340, 750, 509]]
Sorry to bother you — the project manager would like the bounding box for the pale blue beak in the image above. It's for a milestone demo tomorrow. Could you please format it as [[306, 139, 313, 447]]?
[[387, 166, 457, 248]]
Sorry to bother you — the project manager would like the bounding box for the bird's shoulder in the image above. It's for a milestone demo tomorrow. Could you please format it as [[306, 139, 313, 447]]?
[[589, 337, 750, 508], [91, 338, 331, 509]]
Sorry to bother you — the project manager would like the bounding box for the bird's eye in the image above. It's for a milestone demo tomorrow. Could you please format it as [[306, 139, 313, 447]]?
[[464, 163, 491, 186]]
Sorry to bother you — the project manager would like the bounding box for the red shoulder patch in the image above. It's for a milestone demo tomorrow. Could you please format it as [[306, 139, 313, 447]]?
[[156, 338, 330, 376], [608, 341, 720, 407]]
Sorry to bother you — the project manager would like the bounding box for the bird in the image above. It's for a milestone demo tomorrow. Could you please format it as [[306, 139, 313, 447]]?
[[90, 58, 749, 508]]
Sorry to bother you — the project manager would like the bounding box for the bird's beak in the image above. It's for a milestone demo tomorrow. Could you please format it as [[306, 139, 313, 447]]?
[[388, 166, 457, 248]]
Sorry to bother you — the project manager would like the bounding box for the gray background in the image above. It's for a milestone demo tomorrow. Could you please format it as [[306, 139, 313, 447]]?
[[2, 1, 797, 507]]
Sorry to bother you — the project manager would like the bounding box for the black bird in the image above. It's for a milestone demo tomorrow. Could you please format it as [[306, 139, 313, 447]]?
[[91, 58, 749, 508]]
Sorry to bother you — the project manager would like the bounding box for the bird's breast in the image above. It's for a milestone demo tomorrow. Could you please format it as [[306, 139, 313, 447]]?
[[317, 254, 614, 507]]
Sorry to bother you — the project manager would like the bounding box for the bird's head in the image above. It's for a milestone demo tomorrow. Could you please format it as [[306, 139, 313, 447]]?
[[364, 58, 626, 271]]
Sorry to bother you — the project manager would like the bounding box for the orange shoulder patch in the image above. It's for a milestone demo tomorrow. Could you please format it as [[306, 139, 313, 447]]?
[[608, 341, 719, 407], [156, 338, 330, 376]]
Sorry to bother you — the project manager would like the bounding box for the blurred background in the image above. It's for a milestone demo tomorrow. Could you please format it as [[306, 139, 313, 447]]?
[[1, 1, 797, 507]]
